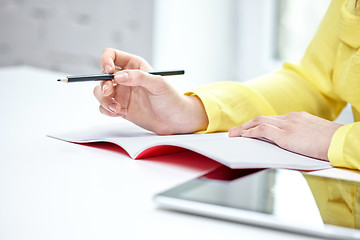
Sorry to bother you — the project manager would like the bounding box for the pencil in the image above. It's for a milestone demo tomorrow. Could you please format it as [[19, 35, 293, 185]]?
[[57, 70, 185, 83]]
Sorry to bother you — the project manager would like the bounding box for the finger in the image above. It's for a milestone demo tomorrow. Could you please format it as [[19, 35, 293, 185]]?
[[100, 80, 115, 97], [236, 115, 283, 132], [240, 123, 283, 144], [100, 48, 152, 73], [228, 126, 245, 137], [228, 115, 283, 137], [113, 70, 167, 95], [93, 85, 121, 114], [99, 105, 126, 117], [113, 85, 131, 113], [100, 48, 116, 73]]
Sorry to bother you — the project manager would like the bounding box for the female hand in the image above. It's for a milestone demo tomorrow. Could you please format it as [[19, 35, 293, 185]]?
[[93, 48, 208, 134], [228, 111, 343, 160]]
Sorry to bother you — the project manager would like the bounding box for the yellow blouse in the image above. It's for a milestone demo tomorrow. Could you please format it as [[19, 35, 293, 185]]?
[[189, 0, 360, 170]]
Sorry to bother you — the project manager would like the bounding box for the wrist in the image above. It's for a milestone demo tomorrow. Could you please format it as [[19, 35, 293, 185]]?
[[178, 95, 209, 133]]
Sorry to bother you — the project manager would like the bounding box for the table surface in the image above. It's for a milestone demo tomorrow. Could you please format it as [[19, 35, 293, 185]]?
[[0, 66, 359, 240]]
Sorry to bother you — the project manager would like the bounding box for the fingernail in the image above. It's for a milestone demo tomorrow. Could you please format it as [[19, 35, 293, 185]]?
[[102, 84, 108, 94], [108, 103, 119, 113], [115, 72, 129, 82], [105, 65, 113, 74]]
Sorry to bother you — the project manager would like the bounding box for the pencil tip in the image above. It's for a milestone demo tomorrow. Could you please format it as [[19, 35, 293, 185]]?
[[57, 77, 68, 83]]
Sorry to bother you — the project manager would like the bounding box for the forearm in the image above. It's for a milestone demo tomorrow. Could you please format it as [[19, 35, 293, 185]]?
[[178, 95, 209, 133]]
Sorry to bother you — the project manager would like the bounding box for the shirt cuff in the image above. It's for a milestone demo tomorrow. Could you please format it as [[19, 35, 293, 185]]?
[[328, 122, 360, 170]]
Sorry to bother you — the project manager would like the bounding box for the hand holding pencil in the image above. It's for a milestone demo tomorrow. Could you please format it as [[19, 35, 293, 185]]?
[[91, 48, 209, 134]]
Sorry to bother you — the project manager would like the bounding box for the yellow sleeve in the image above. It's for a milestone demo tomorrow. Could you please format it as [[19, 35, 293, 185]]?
[[329, 123, 360, 170], [189, 0, 347, 133], [245, 0, 347, 119], [327, 1, 360, 170], [188, 82, 276, 132]]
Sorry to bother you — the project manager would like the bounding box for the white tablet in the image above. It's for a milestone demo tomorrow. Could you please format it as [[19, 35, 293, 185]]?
[[154, 166, 360, 240]]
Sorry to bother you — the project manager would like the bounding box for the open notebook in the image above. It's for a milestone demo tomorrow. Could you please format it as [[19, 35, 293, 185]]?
[[48, 122, 332, 171]]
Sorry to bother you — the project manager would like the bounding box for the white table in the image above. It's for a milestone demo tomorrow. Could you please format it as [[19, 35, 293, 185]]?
[[0, 66, 359, 240]]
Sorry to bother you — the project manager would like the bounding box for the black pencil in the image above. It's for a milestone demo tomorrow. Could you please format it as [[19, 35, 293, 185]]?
[[57, 70, 185, 83]]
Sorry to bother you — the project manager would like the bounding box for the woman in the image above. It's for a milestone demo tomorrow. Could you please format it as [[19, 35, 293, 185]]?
[[94, 0, 360, 170]]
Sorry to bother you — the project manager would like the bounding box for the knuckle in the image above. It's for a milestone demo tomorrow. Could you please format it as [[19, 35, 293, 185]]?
[[252, 115, 267, 124], [100, 48, 113, 66], [286, 112, 302, 119], [285, 111, 309, 122], [136, 56, 146, 63], [299, 111, 309, 116], [101, 47, 113, 55]]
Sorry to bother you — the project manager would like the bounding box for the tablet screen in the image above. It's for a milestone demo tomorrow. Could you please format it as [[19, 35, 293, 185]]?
[[154, 166, 360, 240]]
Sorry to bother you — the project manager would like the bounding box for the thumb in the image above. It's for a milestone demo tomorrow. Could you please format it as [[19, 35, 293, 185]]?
[[114, 70, 167, 95]]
